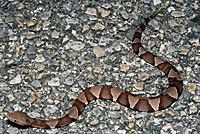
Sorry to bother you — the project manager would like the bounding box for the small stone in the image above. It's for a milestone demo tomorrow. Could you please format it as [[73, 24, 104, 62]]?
[[94, 67, 102, 73], [6, 127, 18, 134], [99, 8, 110, 17], [90, 119, 99, 126], [153, 0, 162, 5], [45, 105, 58, 114], [85, 8, 97, 16], [64, 76, 74, 85], [28, 96, 37, 103], [65, 41, 85, 50], [93, 46, 105, 58], [27, 45, 36, 55], [35, 91, 42, 97], [167, 6, 176, 13], [189, 38, 199, 46], [7, 94, 15, 101], [179, 48, 189, 55], [35, 54, 46, 62], [134, 82, 144, 90], [40, 11, 52, 20], [92, 107, 101, 117], [48, 77, 60, 86], [128, 122, 134, 129], [62, 35, 69, 43], [13, 104, 22, 111], [10, 74, 22, 84], [171, 11, 185, 17], [27, 20, 36, 27], [120, 64, 129, 72], [26, 33, 37, 39], [16, 17, 23, 27], [168, 20, 179, 27], [188, 83, 196, 94], [92, 23, 105, 30], [189, 102, 198, 114], [109, 111, 120, 119], [120, 10, 129, 20], [17, 3, 24, 9], [31, 80, 42, 88], [117, 130, 126, 134], [51, 30, 60, 38], [128, 54, 134, 58]]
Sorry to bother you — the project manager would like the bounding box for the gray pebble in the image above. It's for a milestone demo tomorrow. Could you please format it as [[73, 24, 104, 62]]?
[[9, 74, 22, 84], [48, 77, 60, 86], [51, 30, 60, 38], [45, 105, 58, 114], [92, 107, 101, 117], [6, 127, 18, 134], [31, 80, 42, 88], [40, 11, 52, 20], [108, 111, 120, 119]]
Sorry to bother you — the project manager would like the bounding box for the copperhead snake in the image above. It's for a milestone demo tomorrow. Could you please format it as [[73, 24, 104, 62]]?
[[7, 5, 183, 129]]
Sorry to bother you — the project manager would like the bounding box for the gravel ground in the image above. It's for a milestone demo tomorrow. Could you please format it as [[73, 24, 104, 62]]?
[[0, 0, 199, 134]]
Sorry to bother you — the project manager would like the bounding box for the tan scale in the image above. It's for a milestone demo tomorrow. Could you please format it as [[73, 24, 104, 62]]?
[[168, 68, 181, 81], [68, 106, 79, 119], [90, 85, 102, 98], [128, 95, 139, 109], [138, 47, 147, 56], [163, 87, 179, 99], [45, 119, 59, 129], [148, 98, 160, 111], [154, 57, 165, 66], [77, 92, 88, 105], [110, 88, 123, 101]]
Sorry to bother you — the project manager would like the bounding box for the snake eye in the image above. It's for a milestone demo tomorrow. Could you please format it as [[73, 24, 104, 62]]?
[[14, 120, 17, 122]]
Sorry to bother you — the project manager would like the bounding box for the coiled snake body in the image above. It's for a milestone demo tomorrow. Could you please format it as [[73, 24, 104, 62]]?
[[7, 6, 183, 129]]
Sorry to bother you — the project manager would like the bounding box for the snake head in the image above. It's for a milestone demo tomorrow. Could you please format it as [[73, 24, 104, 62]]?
[[7, 112, 32, 126]]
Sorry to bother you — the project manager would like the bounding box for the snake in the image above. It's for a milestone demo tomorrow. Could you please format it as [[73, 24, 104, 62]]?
[[7, 5, 183, 129]]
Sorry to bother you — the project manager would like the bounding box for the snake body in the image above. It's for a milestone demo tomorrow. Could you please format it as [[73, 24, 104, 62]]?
[[7, 6, 183, 129]]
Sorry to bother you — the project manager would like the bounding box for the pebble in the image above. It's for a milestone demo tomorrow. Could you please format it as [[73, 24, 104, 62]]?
[[109, 111, 120, 119], [85, 8, 97, 16], [92, 107, 102, 117], [120, 64, 129, 72], [27, 20, 36, 27], [188, 83, 196, 94], [92, 23, 105, 30], [180, 48, 189, 55], [93, 46, 105, 57], [120, 10, 129, 20], [189, 102, 198, 114], [48, 77, 60, 86], [65, 41, 85, 50], [45, 105, 59, 114], [40, 11, 52, 20], [31, 80, 42, 88], [64, 76, 74, 85], [153, 0, 162, 5], [134, 82, 144, 90], [9, 74, 22, 84], [99, 8, 110, 17], [90, 118, 99, 126], [6, 127, 18, 134], [35, 54, 46, 62], [51, 30, 60, 38], [171, 11, 185, 17]]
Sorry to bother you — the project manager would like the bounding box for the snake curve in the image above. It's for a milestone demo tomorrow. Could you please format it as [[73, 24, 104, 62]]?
[[7, 6, 183, 129]]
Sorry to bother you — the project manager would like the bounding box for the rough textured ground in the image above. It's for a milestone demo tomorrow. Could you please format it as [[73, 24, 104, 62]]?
[[0, 0, 199, 134]]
